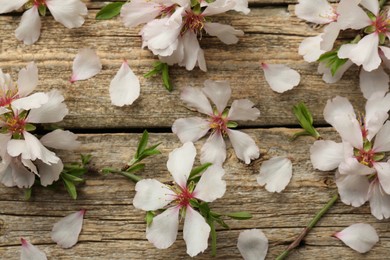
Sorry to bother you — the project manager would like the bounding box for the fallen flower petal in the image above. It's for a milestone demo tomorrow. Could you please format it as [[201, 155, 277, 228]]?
[[335, 223, 379, 253], [71, 48, 102, 83], [257, 157, 292, 193], [40, 129, 80, 151], [261, 63, 300, 93], [237, 229, 268, 260], [20, 238, 47, 260], [51, 210, 86, 248]]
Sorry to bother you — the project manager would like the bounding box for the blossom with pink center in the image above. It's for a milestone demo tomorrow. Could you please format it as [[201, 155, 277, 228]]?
[[133, 142, 226, 257], [310, 95, 390, 219], [0, 0, 87, 45], [172, 80, 260, 166]]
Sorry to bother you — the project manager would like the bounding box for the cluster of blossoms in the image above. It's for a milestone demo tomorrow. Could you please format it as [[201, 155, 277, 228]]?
[[296, 0, 390, 99], [120, 0, 249, 71], [0, 62, 80, 189]]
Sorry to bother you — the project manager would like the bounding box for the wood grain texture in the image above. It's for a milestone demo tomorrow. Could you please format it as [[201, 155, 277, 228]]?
[[0, 130, 389, 259]]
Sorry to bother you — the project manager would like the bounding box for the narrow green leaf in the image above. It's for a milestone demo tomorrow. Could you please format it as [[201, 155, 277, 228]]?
[[208, 219, 217, 256], [63, 177, 77, 200], [145, 211, 155, 226], [214, 217, 230, 229], [24, 188, 32, 200], [161, 64, 173, 91], [189, 163, 212, 180], [136, 130, 149, 158], [290, 130, 311, 141], [292, 102, 321, 140], [24, 124, 36, 132], [126, 163, 145, 174], [81, 154, 92, 165], [226, 121, 238, 128], [96, 2, 125, 20], [143, 69, 159, 78], [62, 173, 85, 184], [226, 211, 252, 220]]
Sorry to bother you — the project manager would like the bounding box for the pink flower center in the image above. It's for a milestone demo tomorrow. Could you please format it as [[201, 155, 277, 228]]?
[[210, 114, 228, 135], [373, 12, 390, 34], [33, 0, 46, 6], [6, 115, 26, 135], [182, 10, 205, 35], [175, 187, 194, 208], [355, 149, 376, 167]]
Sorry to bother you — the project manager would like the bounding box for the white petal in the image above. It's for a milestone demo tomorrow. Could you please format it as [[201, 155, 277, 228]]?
[[21, 159, 37, 175], [204, 23, 244, 45], [193, 165, 226, 202], [172, 117, 210, 143], [0, 133, 12, 158], [71, 48, 102, 82], [261, 63, 300, 93], [310, 140, 344, 171], [167, 142, 196, 188], [318, 60, 353, 84], [373, 121, 390, 152], [335, 223, 378, 253], [365, 94, 390, 140], [336, 172, 370, 207], [320, 23, 340, 51], [368, 180, 390, 220], [227, 129, 260, 164], [237, 229, 268, 260], [336, 0, 371, 30], [180, 86, 213, 115], [374, 162, 390, 195], [40, 129, 80, 151], [380, 46, 390, 70], [200, 131, 227, 166], [46, 0, 88, 28], [27, 89, 68, 123], [257, 157, 292, 193], [0, 0, 27, 13], [202, 80, 231, 114], [10, 157, 36, 188], [133, 179, 176, 211], [295, 0, 335, 24], [0, 160, 15, 187], [20, 238, 47, 260], [178, 31, 206, 71], [339, 157, 376, 176], [298, 35, 326, 63], [17, 62, 38, 97], [120, 0, 161, 28], [230, 0, 250, 14], [323, 96, 355, 125], [109, 61, 140, 107], [15, 6, 41, 45], [37, 159, 64, 187], [11, 92, 48, 111], [202, 0, 235, 16], [159, 37, 184, 66], [359, 67, 389, 99], [146, 207, 179, 249], [183, 207, 210, 257], [228, 99, 260, 121], [51, 210, 85, 248], [360, 0, 379, 15]]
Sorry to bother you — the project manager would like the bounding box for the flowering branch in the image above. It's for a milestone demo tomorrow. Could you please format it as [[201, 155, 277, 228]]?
[[275, 194, 339, 260]]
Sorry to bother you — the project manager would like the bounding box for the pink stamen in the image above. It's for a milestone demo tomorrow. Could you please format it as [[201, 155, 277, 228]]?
[[210, 114, 229, 135]]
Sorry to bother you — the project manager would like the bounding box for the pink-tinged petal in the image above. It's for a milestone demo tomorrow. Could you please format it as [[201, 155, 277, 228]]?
[[0, 0, 28, 13], [320, 23, 340, 51], [339, 157, 376, 176], [359, 67, 389, 99], [9, 157, 35, 188], [17, 62, 38, 97], [146, 207, 179, 249], [46, 0, 88, 28], [227, 129, 260, 164], [183, 206, 210, 257], [27, 89, 68, 124], [298, 35, 326, 63], [202, 80, 231, 114], [261, 63, 300, 93], [120, 0, 161, 28], [51, 210, 86, 248], [180, 86, 213, 115], [237, 229, 268, 260], [11, 92, 48, 111], [204, 23, 244, 45], [310, 140, 344, 171], [15, 6, 41, 45], [202, 0, 235, 16], [295, 0, 335, 24], [178, 31, 206, 71], [71, 48, 102, 83], [228, 99, 260, 121], [374, 162, 390, 195], [172, 117, 210, 143], [193, 165, 226, 202], [200, 131, 226, 166], [40, 129, 80, 151], [360, 0, 379, 15], [318, 59, 353, 84], [109, 61, 140, 107], [37, 159, 64, 187], [368, 180, 390, 220], [336, 0, 371, 30], [373, 121, 390, 152], [365, 94, 390, 140], [167, 142, 196, 188], [20, 238, 47, 260], [336, 172, 370, 207], [257, 157, 292, 193], [133, 179, 176, 211], [323, 96, 362, 148], [338, 34, 381, 72], [335, 223, 378, 253]]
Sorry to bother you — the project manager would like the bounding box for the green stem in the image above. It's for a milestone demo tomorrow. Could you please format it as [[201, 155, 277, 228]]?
[[275, 193, 339, 260], [380, 0, 388, 8]]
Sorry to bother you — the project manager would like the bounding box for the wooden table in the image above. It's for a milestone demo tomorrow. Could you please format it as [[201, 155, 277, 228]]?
[[0, 1, 388, 259]]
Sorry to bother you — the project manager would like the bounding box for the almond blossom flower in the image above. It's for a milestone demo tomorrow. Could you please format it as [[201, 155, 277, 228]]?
[[133, 142, 226, 257], [0, 0, 88, 45], [310, 95, 390, 219], [237, 229, 268, 260], [20, 238, 47, 260], [334, 223, 379, 253], [172, 80, 260, 166], [51, 210, 86, 248]]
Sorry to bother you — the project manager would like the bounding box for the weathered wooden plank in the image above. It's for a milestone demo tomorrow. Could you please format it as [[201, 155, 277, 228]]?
[[0, 129, 388, 259]]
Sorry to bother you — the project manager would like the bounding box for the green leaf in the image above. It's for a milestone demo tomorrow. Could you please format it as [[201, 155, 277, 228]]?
[[207, 219, 217, 256], [119, 171, 142, 183], [24, 188, 32, 200], [96, 2, 125, 20], [24, 124, 36, 132], [318, 50, 348, 76], [292, 102, 321, 140], [126, 163, 145, 174], [290, 130, 311, 141], [136, 130, 149, 158], [226, 121, 238, 128], [38, 5, 46, 16], [214, 217, 230, 229], [63, 177, 77, 200], [62, 173, 85, 184], [81, 154, 92, 165], [189, 163, 212, 180], [161, 63, 173, 91], [146, 211, 155, 226], [226, 211, 252, 220]]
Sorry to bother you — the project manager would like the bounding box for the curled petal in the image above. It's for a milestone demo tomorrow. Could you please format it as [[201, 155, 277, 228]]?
[[359, 67, 389, 99], [373, 121, 390, 152], [336, 172, 370, 207], [228, 99, 260, 121], [11, 92, 48, 111], [17, 62, 38, 97], [368, 181, 390, 220], [71, 48, 102, 83], [20, 238, 47, 260], [365, 94, 390, 140], [183, 207, 210, 257], [172, 117, 210, 143], [204, 23, 244, 45], [167, 142, 196, 188], [202, 80, 231, 114], [10, 157, 35, 188], [37, 159, 64, 187], [237, 229, 268, 260], [180, 87, 213, 115], [200, 131, 227, 166], [178, 31, 207, 72], [310, 140, 344, 171], [133, 179, 176, 211], [46, 0, 88, 28], [374, 162, 390, 195], [193, 165, 226, 202], [146, 207, 179, 249], [257, 157, 292, 193], [40, 129, 80, 151], [227, 129, 259, 164], [299, 35, 326, 63], [335, 223, 379, 253], [51, 210, 86, 248], [15, 6, 41, 45], [261, 63, 300, 93]]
